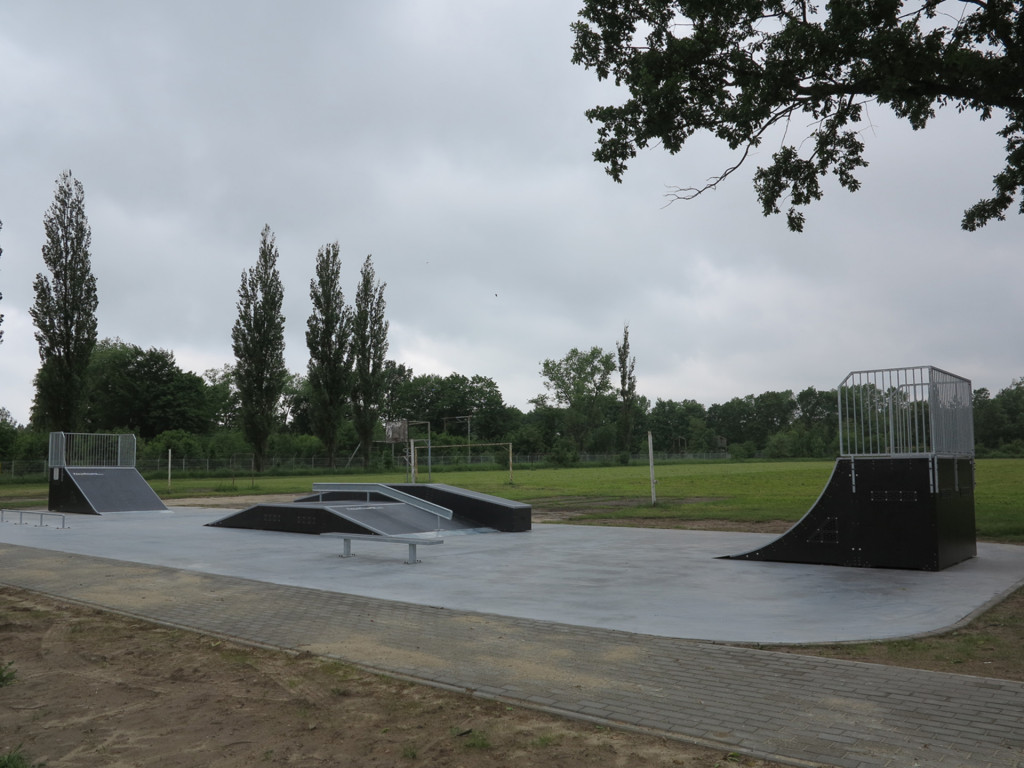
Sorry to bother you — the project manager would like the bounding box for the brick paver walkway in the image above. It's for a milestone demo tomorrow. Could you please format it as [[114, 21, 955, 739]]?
[[1, 543, 1022, 768]]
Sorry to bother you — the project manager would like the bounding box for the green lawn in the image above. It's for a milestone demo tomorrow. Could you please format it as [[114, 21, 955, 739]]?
[[973, 459, 1024, 540], [2, 459, 1021, 541]]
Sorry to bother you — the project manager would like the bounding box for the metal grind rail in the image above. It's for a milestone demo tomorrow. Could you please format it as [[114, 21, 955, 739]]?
[[0, 509, 67, 529], [311, 482, 454, 520]]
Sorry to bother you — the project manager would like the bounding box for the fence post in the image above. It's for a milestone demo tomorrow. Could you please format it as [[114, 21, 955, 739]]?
[[648, 431, 657, 506]]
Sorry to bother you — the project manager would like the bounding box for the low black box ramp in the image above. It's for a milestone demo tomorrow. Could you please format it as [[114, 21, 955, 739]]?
[[384, 483, 531, 532], [49, 466, 168, 514], [208, 482, 529, 536]]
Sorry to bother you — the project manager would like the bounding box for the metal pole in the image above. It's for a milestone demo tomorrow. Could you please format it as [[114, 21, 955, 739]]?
[[648, 431, 657, 506]]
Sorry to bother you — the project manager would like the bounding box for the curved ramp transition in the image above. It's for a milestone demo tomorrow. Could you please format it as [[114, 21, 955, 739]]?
[[724, 457, 976, 571]]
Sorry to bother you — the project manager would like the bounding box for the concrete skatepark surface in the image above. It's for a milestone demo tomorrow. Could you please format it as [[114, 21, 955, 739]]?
[[2, 505, 1023, 644], [4, 504, 1024, 767]]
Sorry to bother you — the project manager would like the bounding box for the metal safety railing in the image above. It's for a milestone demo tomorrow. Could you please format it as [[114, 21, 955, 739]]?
[[838, 366, 974, 459], [48, 432, 137, 469], [0, 509, 67, 528]]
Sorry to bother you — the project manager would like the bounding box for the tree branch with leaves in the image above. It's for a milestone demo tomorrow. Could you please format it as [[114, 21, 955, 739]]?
[[572, 0, 1024, 231]]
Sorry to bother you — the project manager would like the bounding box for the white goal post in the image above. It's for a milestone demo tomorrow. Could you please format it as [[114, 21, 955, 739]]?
[[411, 442, 514, 484]]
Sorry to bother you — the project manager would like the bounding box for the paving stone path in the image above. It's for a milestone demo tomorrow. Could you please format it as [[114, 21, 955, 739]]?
[[1, 543, 1022, 768]]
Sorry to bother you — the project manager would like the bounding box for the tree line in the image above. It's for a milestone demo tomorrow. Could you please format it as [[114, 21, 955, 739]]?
[[2, 172, 1024, 468]]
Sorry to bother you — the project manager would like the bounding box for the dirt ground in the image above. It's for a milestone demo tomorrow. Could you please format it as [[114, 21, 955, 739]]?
[[2, 495, 1021, 767], [0, 588, 783, 768]]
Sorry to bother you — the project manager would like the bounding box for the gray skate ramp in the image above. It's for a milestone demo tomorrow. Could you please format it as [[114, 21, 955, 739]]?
[[322, 501, 491, 536], [49, 466, 168, 514], [207, 500, 493, 537]]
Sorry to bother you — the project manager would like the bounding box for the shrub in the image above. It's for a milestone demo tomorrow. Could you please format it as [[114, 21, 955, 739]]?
[[0, 747, 41, 768], [0, 661, 15, 687]]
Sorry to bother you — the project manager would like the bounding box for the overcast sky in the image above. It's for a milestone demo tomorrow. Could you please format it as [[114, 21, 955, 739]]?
[[1, 2, 1021, 427]]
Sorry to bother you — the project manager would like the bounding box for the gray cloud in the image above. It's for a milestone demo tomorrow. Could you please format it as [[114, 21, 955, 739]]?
[[1, 2, 1021, 427]]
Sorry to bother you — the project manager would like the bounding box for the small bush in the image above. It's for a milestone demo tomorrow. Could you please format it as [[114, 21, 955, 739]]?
[[0, 746, 40, 768], [0, 661, 15, 687], [462, 731, 491, 749]]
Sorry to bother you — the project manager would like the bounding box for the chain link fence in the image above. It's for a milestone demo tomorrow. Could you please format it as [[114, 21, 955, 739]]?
[[1, 450, 730, 481]]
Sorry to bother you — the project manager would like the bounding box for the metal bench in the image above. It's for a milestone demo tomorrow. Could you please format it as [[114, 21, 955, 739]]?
[[323, 532, 444, 564]]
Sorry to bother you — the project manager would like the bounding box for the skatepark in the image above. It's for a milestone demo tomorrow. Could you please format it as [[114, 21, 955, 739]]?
[[3, 367, 1024, 766], [2, 502, 1024, 645]]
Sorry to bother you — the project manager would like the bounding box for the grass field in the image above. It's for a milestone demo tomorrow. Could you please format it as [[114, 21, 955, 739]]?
[[1, 458, 1021, 540]]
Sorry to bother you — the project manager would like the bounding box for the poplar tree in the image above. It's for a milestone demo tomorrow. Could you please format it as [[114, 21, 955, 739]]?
[[616, 323, 637, 453], [30, 171, 99, 430], [231, 225, 287, 471], [306, 241, 352, 468], [349, 255, 389, 469]]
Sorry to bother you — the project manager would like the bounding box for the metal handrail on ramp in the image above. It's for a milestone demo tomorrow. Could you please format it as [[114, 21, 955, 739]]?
[[311, 482, 453, 521]]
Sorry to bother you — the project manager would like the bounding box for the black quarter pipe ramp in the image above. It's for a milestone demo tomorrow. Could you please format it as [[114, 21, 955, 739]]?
[[726, 366, 977, 571], [725, 456, 976, 570]]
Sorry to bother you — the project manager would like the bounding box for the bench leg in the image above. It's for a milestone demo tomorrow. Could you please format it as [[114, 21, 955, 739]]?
[[405, 542, 419, 564], [341, 538, 352, 558]]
